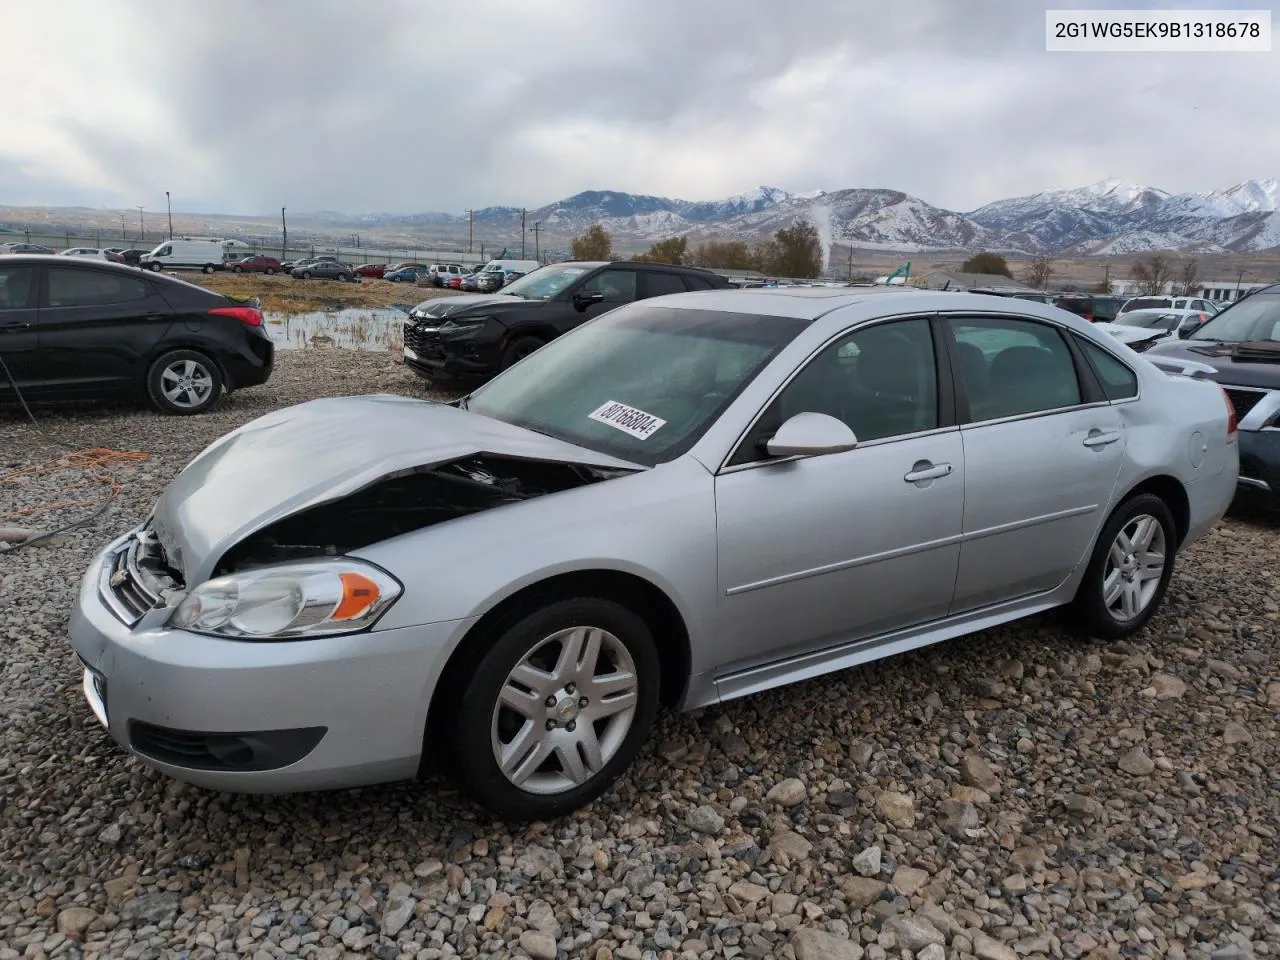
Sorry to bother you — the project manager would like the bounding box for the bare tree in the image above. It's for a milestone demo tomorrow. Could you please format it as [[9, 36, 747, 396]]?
[[1130, 255, 1171, 296], [1024, 256, 1054, 289], [1176, 258, 1200, 296]]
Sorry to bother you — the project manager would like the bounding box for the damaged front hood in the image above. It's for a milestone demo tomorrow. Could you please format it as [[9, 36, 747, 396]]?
[[150, 395, 639, 586], [410, 294, 528, 319], [1094, 323, 1166, 346]]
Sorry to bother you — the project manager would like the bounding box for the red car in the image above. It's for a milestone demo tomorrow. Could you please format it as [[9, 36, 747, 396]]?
[[355, 263, 387, 278], [446, 274, 466, 289], [228, 255, 283, 275]]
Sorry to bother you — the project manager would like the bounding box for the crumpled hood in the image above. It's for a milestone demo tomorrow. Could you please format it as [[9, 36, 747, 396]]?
[[1093, 322, 1168, 346], [149, 395, 639, 586], [410, 294, 536, 320], [1146, 339, 1280, 389]]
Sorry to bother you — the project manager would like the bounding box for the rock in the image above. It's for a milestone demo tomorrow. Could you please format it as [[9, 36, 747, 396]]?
[[526, 899, 560, 936], [1001, 873, 1028, 895], [728, 880, 770, 903], [918, 945, 946, 960], [516, 845, 564, 876], [917, 902, 960, 939], [56, 908, 97, 937], [841, 876, 887, 907], [849, 741, 875, 766], [97, 822, 122, 845], [1223, 721, 1253, 745], [772, 891, 799, 915], [951, 785, 991, 804], [1119, 747, 1155, 775], [720, 732, 750, 760], [687, 803, 725, 835], [1010, 845, 1046, 872], [659, 738, 689, 761], [852, 845, 882, 877], [1147, 673, 1188, 698], [885, 915, 945, 952], [1174, 871, 1217, 890], [973, 931, 1020, 960], [102, 877, 135, 903], [960, 752, 1001, 795], [768, 828, 812, 866], [1266, 682, 1280, 708], [874, 790, 915, 829], [483, 906, 505, 931], [381, 896, 415, 936], [1065, 794, 1104, 818], [766, 777, 807, 806], [791, 927, 865, 960], [937, 798, 981, 840], [890, 866, 929, 896], [826, 789, 857, 808], [519, 930, 557, 960], [119, 892, 181, 926]]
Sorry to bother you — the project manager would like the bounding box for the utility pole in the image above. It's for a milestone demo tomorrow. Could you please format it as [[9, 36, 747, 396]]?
[[1102, 263, 1110, 293], [281, 207, 287, 260], [121, 214, 127, 240], [466, 209, 474, 253], [1236, 267, 1246, 299], [531, 221, 541, 261], [166, 191, 173, 239], [137, 206, 145, 242], [520, 208, 526, 258], [846, 245, 854, 280]]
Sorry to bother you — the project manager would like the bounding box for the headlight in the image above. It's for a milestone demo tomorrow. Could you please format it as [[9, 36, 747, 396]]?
[[170, 560, 402, 639], [440, 315, 491, 330]]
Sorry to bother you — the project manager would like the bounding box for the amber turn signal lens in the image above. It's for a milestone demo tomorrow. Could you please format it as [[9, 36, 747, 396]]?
[[333, 572, 381, 621]]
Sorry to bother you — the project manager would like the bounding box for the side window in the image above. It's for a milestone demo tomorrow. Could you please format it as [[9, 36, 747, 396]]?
[[682, 274, 716, 291], [1076, 336, 1138, 400], [950, 316, 1082, 422], [0, 266, 36, 310], [645, 272, 687, 298], [579, 269, 638, 303], [47, 269, 150, 308], [775, 318, 938, 445]]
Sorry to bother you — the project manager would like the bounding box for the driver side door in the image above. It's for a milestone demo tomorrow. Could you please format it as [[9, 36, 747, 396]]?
[[563, 268, 640, 330], [711, 316, 965, 685]]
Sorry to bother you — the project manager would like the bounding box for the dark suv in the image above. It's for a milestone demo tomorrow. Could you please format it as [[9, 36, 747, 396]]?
[[1147, 284, 1280, 506], [402, 260, 731, 383], [1053, 294, 1125, 323]]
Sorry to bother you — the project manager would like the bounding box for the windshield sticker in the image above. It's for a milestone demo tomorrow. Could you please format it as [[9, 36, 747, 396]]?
[[588, 400, 667, 440]]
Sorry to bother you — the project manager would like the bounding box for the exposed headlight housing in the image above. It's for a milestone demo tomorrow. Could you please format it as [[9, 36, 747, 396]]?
[[439, 315, 492, 330], [170, 560, 402, 639]]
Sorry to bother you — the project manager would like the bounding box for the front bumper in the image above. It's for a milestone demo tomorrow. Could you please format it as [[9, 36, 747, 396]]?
[[402, 322, 499, 381], [68, 533, 467, 793], [1237, 429, 1280, 504]]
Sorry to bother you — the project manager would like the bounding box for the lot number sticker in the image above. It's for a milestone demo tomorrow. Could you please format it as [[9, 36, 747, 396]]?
[[588, 400, 667, 439]]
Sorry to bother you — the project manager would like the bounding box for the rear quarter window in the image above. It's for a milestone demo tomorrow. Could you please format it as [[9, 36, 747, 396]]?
[[1076, 336, 1138, 400]]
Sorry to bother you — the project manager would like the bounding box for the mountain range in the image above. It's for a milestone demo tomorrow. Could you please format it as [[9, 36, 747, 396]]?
[[310, 177, 1280, 256]]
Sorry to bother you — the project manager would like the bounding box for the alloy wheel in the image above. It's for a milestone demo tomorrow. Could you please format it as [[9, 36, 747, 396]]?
[[160, 358, 215, 410], [489, 625, 639, 795], [1102, 514, 1167, 621]]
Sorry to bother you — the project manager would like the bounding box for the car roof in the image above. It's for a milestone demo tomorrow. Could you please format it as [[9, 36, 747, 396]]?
[[649, 286, 1059, 321]]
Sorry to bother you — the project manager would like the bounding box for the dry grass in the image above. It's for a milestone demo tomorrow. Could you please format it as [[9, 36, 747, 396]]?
[[192, 272, 464, 314]]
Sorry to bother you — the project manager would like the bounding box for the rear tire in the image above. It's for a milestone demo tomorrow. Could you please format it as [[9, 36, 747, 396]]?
[[266, 268, 276, 275], [202, 264, 215, 274], [301, 271, 312, 279], [1070, 493, 1176, 640], [145, 349, 223, 415], [337, 272, 350, 282], [390, 275, 401, 282], [450, 597, 660, 820], [501, 335, 546, 370]]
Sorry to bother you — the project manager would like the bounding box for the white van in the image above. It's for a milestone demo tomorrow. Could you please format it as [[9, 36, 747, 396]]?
[[480, 259, 541, 276], [140, 239, 227, 273]]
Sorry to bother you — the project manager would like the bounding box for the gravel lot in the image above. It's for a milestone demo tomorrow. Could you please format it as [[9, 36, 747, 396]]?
[[1, 350, 1277, 960]]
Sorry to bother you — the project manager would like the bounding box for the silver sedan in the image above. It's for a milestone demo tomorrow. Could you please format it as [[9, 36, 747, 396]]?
[[69, 288, 1238, 819]]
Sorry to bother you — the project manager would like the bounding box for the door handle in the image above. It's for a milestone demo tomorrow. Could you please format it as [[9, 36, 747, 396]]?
[[0, 320, 31, 331], [1082, 430, 1121, 448], [904, 461, 953, 483]]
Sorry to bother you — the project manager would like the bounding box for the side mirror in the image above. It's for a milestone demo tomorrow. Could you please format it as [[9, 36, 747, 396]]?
[[763, 412, 859, 458], [573, 291, 605, 312]]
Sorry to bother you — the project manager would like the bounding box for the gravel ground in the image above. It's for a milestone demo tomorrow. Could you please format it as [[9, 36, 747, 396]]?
[[1, 350, 1277, 960]]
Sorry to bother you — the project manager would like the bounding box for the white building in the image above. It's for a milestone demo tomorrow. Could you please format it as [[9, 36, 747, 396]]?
[[1198, 280, 1271, 302]]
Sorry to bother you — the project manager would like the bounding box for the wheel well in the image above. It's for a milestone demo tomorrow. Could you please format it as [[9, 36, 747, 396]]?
[[420, 570, 691, 775], [1122, 474, 1190, 546]]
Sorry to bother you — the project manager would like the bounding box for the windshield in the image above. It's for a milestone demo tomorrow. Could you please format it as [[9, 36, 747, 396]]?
[[1121, 297, 1169, 313], [498, 263, 595, 300], [1189, 293, 1280, 343], [1115, 310, 1179, 331], [465, 303, 808, 466]]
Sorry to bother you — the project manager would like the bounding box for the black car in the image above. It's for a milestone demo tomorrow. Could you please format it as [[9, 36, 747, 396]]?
[[291, 260, 356, 281], [402, 260, 731, 384], [105, 247, 148, 265], [1147, 285, 1280, 505], [1053, 294, 1125, 323], [0, 255, 273, 415]]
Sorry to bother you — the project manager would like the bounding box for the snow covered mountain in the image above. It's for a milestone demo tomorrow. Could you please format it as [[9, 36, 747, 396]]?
[[294, 177, 1280, 254]]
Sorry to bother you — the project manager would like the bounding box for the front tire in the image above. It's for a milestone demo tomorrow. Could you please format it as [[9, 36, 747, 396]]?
[[266, 267, 276, 275], [1071, 493, 1176, 639], [301, 271, 312, 279], [148, 261, 162, 272], [232, 265, 243, 273], [500, 335, 546, 370], [451, 598, 660, 820], [390, 275, 401, 282], [337, 272, 350, 282], [202, 264, 215, 274], [145, 349, 223, 415]]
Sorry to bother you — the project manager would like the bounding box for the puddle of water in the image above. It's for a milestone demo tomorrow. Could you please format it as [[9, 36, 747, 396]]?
[[265, 307, 408, 352]]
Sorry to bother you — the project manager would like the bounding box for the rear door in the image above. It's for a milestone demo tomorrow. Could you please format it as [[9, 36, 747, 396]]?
[[0, 262, 41, 392], [945, 313, 1125, 612], [641, 270, 689, 299], [37, 265, 176, 395]]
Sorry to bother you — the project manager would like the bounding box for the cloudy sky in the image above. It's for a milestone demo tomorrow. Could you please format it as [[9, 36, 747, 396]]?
[[6, 0, 1279, 216]]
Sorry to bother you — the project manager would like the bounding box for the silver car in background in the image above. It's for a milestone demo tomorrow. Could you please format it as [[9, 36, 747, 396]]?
[[69, 289, 1238, 819]]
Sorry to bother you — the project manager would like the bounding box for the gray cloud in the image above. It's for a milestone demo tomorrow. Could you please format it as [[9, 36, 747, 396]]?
[[7, 0, 1280, 216]]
